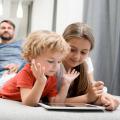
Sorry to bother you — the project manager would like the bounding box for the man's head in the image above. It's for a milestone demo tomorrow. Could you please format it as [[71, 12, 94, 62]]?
[[0, 20, 15, 43]]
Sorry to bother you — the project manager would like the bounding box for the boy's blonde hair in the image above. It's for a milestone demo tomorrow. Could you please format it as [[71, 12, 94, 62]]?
[[22, 30, 70, 62]]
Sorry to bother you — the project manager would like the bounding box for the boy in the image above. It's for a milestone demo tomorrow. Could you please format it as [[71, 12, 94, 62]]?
[[0, 30, 79, 106]]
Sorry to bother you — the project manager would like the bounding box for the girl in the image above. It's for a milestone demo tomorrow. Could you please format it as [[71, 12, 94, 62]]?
[[56, 22, 119, 111]]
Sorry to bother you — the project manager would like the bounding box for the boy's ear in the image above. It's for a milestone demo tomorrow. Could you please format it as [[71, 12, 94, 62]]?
[[31, 59, 35, 64], [28, 56, 32, 63]]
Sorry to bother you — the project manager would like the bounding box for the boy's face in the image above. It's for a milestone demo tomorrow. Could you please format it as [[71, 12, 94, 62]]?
[[34, 51, 63, 76]]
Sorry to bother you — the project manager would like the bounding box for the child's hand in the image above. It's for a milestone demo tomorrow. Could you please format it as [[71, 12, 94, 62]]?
[[31, 59, 47, 83], [87, 81, 104, 103], [99, 94, 119, 111], [63, 69, 80, 85]]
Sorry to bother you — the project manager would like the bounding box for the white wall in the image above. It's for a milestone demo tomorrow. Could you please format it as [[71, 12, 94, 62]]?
[[56, 0, 83, 34], [0, 0, 11, 21], [31, 0, 54, 31], [2, 0, 11, 17], [31, 0, 84, 34], [0, 0, 84, 38]]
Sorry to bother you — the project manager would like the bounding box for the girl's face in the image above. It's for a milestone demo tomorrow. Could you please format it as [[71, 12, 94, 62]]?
[[63, 37, 91, 69], [35, 51, 62, 76]]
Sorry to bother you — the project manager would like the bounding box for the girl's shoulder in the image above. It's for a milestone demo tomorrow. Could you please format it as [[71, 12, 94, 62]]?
[[84, 57, 94, 73]]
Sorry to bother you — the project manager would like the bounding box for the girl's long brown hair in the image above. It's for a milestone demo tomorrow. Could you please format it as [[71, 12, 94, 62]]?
[[63, 22, 95, 97]]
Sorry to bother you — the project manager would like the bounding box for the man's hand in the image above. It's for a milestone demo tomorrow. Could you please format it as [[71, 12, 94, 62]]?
[[4, 63, 19, 73]]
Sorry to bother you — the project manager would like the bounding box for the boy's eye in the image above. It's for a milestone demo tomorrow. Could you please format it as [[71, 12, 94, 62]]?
[[47, 60, 61, 64], [71, 48, 77, 52], [47, 60, 54, 63], [58, 61, 62, 64]]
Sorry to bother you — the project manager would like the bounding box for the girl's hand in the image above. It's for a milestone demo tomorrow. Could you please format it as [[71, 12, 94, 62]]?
[[31, 59, 47, 83], [63, 69, 80, 85], [98, 94, 119, 111], [87, 81, 104, 103]]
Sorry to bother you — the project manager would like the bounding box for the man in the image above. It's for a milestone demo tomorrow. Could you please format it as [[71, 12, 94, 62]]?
[[0, 20, 15, 44], [0, 20, 24, 80]]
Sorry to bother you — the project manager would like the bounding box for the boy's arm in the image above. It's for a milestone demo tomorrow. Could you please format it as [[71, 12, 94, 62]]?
[[20, 79, 46, 106], [20, 60, 47, 106]]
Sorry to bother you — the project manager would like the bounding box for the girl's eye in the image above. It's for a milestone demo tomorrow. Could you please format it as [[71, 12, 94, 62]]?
[[81, 52, 88, 55]]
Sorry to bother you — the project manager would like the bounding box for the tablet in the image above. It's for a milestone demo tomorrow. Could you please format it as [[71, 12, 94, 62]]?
[[39, 102, 105, 111]]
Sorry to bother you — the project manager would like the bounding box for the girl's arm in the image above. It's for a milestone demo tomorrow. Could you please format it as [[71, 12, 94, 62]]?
[[65, 81, 104, 104], [84, 57, 95, 83], [49, 69, 80, 104], [85, 58, 108, 93], [65, 94, 89, 103], [94, 93, 120, 111], [49, 82, 71, 103]]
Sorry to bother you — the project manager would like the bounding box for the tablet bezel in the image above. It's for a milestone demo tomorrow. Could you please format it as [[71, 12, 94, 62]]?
[[39, 102, 105, 111]]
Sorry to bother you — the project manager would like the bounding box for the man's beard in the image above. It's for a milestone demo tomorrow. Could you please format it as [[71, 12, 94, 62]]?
[[0, 32, 13, 41], [0, 36, 13, 41]]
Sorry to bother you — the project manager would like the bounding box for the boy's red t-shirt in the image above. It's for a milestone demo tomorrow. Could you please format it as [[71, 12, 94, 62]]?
[[0, 64, 58, 101]]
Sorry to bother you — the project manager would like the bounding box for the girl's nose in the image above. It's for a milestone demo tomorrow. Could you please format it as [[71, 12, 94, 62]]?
[[74, 52, 81, 60]]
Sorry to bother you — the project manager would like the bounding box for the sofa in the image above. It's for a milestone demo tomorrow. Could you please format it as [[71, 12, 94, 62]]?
[[0, 97, 120, 120]]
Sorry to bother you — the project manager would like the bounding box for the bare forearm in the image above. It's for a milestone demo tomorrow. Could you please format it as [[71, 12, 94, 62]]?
[[21, 80, 46, 106], [53, 84, 70, 103], [65, 94, 88, 104]]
